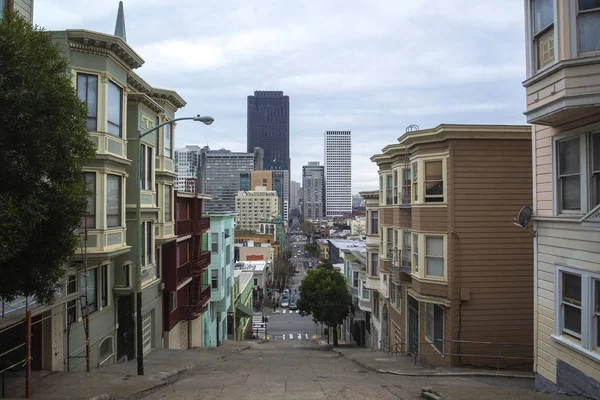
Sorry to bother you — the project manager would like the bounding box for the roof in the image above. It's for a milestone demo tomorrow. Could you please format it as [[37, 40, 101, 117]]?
[[397, 124, 531, 147], [237, 271, 254, 291], [234, 260, 269, 272], [327, 239, 367, 253]]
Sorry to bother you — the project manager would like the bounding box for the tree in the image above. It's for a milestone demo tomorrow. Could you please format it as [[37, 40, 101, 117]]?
[[272, 255, 296, 293], [297, 262, 351, 346], [282, 250, 292, 260], [300, 220, 313, 237], [0, 12, 95, 304]]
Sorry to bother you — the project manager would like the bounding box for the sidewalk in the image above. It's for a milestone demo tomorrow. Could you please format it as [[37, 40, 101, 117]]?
[[10, 342, 249, 400], [320, 342, 586, 400]]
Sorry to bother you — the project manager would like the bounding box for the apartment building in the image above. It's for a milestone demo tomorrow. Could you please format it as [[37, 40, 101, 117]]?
[[325, 131, 352, 217], [522, 1, 600, 397], [361, 190, 381, 348], [302, 161, 325, 220], [250, 170, 290, 221], [203, 212, 236, 347], [173, 145, 201, 191], [235, 186, 280, 231], [371, 124, 534, 368], [162, 192, 211, 349]]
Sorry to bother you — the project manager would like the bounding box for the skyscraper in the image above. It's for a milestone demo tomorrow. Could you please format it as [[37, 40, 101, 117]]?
[[324, 131, 352, 217], [302, 162, 325, 220], [247, 91, 290, 171], [289, 180, 301, 210], [174, 145, 202, 191]]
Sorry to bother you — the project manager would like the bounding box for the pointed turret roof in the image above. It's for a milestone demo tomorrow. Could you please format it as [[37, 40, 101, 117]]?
[[114, 1, 127, 42]]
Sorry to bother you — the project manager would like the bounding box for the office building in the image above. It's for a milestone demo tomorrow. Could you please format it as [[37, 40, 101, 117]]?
[[290, 180, 301, 211], [174, 145, 202, 191], [250, 170, 289, 220], [235, 187, 279, 231], [302, 162, 325, 220], [247, 91, 290, 171], [324, 131, 352, 217]]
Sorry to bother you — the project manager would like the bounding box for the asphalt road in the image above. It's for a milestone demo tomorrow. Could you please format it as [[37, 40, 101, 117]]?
[[267, 308, 323, 341]]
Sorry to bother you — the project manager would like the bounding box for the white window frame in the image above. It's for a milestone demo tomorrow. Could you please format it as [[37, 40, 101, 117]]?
[[106, 174, 122, 228], [410, 155, 448, 205], [525, 0, 559, 78], [164, 120, 173, 159], [425, 236, 446, 279], [140, 144, 154, 191], [553, 131, 600, 215], [412, 233, 419, 274], [569, 0, 600, 57], [553, 265, 600, 362], [164, 184, 172, 222]]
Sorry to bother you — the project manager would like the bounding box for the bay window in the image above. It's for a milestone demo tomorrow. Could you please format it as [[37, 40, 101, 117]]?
[[555, 132, 599, 214], [425, 236, 445, 278], [370, 252, 379, 276], [107, 81, 122, 138], [164, 185, 172, 222], [577, 0, 600, 54], [211, 269, 218, 289], [353, 271, 359, 288], [77, 73, 98, 131], [80, 269, 97, 313], [412, 233, 419, 273], [424, 161, 443, 203], [106, 174, 121, 228], [393, 170, 398, 204], [379, 176, 384, 205], [164, 122, 172, 158], [140, 144, 153, 190], [402, 230, 412, 270], [100, 264, 108, 308], [386, 228, 393, 259], [412, 162, 418, 202], [555, 267, 600, 359], [532, 0, 555, 70], [82, 172, 96, 229], [386, 174, 393, 205], [370, 211, 378, 234]]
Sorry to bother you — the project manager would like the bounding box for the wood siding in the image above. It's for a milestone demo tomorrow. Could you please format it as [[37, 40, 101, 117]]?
[[411, 207, 448, 233], [13, 0, 33, 23], [535, 220, 600, 384], [451, 138, 534, 368], [534, 113, 600, 216], [379, 206, 395, 226], [410, 279, 449, 299]]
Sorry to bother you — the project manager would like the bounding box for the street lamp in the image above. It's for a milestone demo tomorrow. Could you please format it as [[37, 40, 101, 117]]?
[[134, 114, 213, 375]]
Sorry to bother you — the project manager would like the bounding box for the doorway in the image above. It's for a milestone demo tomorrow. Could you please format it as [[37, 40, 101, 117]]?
[[117, 295, 134, 361], [408, 296, 419, 356]]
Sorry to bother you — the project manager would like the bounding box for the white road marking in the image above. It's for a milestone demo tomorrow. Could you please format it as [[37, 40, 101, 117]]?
[[282, 310, 286, 314], [289, 333, 293, 339], [283, 334, 285, 340], [296, 310, 299, 313], [305, 334, 309, 339], [297, 333, 301, 339]]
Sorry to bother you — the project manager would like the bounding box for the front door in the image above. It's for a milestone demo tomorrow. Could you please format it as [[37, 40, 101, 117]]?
[[117, 295, 134, 361], [408, 296, 419, 355]]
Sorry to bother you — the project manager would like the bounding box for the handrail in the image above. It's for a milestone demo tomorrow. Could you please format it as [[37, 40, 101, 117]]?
[[389, 339, 533, 371]]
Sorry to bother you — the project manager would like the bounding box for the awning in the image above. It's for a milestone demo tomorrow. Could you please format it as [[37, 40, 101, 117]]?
[[236, 301, 253, 318]]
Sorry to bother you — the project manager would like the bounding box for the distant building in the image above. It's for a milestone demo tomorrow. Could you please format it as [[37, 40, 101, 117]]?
[[325, 131, 352, 217], [247, 91, 290, 171], [352, 194, 365, 210], [249, 170, 289, 221], [290, 180, 301, 210], [174, 145, 202, 191], [235, 186, 279, 231], [302, 161, 325, 220]]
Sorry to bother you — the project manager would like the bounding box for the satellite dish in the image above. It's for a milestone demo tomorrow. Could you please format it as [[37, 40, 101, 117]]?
[[512, 206, 532, 228]]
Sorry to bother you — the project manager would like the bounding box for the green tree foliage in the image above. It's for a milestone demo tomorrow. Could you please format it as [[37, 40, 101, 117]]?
[[0, 12, 95, 304], [297, 262, 351, 346], [300, 220, 313, 237], [282, 250, 292, 260], [272, 255, 295, 293]]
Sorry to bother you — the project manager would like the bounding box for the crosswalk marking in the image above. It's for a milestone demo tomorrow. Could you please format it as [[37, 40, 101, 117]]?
[[279, 309, 300, 314], [305, 334, 309, 339], [289, 333, 293, 339], [272, 333, 312, 341]]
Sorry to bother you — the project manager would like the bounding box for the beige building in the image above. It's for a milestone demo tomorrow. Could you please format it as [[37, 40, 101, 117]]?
[[235, 186, 279, 231], [523, 1, 600, 398]]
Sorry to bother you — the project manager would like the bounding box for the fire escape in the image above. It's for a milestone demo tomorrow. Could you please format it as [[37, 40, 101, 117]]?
[[181, 178, 212, 320]]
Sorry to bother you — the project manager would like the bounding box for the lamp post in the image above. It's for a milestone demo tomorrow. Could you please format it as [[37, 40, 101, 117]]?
[[134, 115, 213, 375]]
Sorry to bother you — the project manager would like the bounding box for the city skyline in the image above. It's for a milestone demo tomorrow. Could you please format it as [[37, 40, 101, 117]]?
[[35, 0, 528, 193]]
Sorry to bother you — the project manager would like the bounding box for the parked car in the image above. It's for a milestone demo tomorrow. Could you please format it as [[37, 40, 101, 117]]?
[[289, 300, 297, 310], [281, 298, 290, 308]]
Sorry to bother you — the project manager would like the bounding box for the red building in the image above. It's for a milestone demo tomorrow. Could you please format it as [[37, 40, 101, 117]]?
[[162, 191, 211, 349]]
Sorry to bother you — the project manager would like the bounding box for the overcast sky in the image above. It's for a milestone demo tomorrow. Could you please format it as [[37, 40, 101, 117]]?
[[35, 0, 527, 193]]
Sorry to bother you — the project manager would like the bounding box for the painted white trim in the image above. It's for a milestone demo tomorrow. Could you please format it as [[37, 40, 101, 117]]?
[[568, 0, 578, 58], [532, 124, 538, 373]]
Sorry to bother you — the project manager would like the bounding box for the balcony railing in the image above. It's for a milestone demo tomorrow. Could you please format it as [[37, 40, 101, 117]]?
[[181, 284, 211, 320], [190, 251, 211, 276], [194, 216, 210, 233]]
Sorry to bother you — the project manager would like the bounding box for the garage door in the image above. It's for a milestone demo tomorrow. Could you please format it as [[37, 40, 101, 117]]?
[[142, 314, 153, 355]]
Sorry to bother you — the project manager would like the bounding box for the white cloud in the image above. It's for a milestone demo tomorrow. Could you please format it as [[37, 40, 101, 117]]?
[[35, 0, 528, 193]]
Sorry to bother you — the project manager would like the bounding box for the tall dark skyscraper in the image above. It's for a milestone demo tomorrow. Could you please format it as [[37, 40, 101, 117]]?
[[247, 91, 290, 171]]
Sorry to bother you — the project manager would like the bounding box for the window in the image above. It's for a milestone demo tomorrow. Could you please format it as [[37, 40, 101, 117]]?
[[425, 237, 444, 277], [253, 278, 258, 287], [532, 0, 555, 69], [370, 211, 378, 234], [353, 271, 359, 288], [99, 337, 113, 364], [577, 0, 600, 54], [226, 244, 231, 265], [424, 161, 443, 202], [386, 228, 393, 259], [426, 304, 444, 353], [82, 172, 96, 229], [554, 132, 600, 213], [155, 184, 159, 207], [100, 264, 108, 308], [170, 292, 177, 311], [107, 81, 122, 138], [402, 168, 411, 204], [80, 269, 97, 313], [164, 122, 172, 158], [412, 234, 419, 273], [393, 170, 398, 204], [211, 270, 219, 289], [141, 221, 153, 267], [391, 283, 402, 311], [67, 274, 78, 325], [386, 174, 393, 205], [226, 277, 231, 298], [370, 253, 379, 277], [222, 268, 225, 289], [77, 73, 98, 131], [379, 176, 384, 204], [412, 162, 418, 202], [140, 144, 153, 190], [557, 136, 581, 212], [164, 185, 172, 222], [362, 283, 370, 300], [402, 230, 412, 270], [211, 233, 219, 253], [555, 267, 600, 359], [107, 174, 121, 228]]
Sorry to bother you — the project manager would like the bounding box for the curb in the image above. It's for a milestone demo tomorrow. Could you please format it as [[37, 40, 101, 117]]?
[[123, 363, 197, 400], [421, 388, 441, 400], [334, 349, 535, 379]]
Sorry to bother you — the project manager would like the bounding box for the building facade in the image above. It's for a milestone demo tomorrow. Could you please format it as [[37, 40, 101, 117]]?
[[174, 145, 201, 191], [235, 187, 280, 231], [290, 180, 301, 211], [522, 1, 600, 397], [247, 91, 290, 171], [325, 131, 352, 218], [371, 124, 534, 369], [162, 192, 211, 349], [202, 212, 236, 347], [361, 191, 381, 349], [302, 161, 325, 220], [250, 170, 290, 220], [230, 271, 254, 340]]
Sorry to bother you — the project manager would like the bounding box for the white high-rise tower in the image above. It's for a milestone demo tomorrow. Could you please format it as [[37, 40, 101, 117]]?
[[324, 130, 352, 217]]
